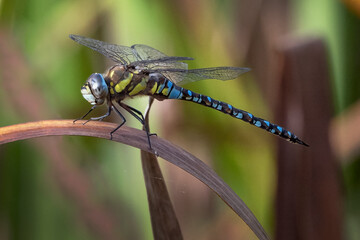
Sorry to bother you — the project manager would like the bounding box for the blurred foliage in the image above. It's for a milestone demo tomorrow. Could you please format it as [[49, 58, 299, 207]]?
[[294, 0, 360, 239], [0, 0, 359, 239]]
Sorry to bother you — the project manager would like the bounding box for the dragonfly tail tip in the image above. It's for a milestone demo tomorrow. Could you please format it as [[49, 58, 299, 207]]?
[[296, 139, 309, 147]]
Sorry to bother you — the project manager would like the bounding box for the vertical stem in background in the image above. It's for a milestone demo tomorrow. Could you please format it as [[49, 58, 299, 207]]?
[[275, 37, 342, 240], [141, 97, 183, 240]]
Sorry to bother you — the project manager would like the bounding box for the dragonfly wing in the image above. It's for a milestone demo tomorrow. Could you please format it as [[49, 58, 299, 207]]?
[[69, 34, 142, 65], [131, 57, 193, 69], [69, 36, 190, 72], [131, 44, 190, 82], [131, 44, 169, 60], [69, 35, 182, 65], [131, 57, 192, 83], [154, 67, 251, 85], [69, 35, 249, 84]]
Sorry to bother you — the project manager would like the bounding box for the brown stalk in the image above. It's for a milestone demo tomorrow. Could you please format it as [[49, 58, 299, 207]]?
[[140, 97, 183, 240]]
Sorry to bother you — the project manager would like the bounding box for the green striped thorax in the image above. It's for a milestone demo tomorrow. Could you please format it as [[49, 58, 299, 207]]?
[[81, 73, 108, 105]]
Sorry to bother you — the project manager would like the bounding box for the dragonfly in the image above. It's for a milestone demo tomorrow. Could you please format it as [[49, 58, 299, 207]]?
[[70, 34, 308, 148]]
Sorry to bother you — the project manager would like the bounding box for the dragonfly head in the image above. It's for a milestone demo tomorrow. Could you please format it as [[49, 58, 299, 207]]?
[[81, 73, 108, 105]]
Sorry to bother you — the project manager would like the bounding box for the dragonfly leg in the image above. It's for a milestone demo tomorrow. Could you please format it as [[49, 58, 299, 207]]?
[[121, 103, 146, 122], [82, 105, 112, 125], [118, 102, 156, 149], [109, 105, 126, 140], [73, 105, 97, 123]]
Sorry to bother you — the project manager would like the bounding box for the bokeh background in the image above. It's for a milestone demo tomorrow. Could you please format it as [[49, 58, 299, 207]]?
[[0, 0, 359, 239]]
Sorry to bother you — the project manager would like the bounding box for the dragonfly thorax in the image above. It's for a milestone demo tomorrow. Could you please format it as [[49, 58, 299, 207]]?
[[81, 73, 108, 105], [106, 65, 128, 81]]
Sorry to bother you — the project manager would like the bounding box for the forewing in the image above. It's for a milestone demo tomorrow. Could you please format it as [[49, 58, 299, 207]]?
[[70, 34, 142, 65], [69, 35, 190, 74], [153, 67, 251, 85], [131, 44, 169, 60]]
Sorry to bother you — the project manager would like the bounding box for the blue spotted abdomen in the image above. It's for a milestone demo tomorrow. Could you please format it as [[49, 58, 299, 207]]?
[[152, 78, 308, 146]]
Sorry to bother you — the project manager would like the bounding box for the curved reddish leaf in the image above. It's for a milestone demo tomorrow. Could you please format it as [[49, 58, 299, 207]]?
[[0, 120, 269, 240]]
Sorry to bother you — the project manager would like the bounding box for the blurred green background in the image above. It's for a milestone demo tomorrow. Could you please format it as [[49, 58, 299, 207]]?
[[0, 0, 359, 239]]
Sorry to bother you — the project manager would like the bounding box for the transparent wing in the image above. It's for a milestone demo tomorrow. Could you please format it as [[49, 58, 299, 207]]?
[[69, 35, 249, 84], [70, 34, 140, 65], [131, 44, 169, 60], [131, 57, 193, 69], [130, 44, 191, 82], [150, 67, 251, 85], [131, 44, 190, 82], [69, 35, 190, 77]]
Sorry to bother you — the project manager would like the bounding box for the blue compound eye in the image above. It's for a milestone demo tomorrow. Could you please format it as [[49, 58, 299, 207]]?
[[81, 73, 108, 105], [88, 73, 108, 98]]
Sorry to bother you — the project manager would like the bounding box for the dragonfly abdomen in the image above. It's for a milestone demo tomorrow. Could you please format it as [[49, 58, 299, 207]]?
[[153, 78, 308, 146]]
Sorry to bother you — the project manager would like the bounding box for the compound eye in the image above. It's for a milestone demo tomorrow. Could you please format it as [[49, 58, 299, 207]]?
[[88, 73, 108, 99]]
